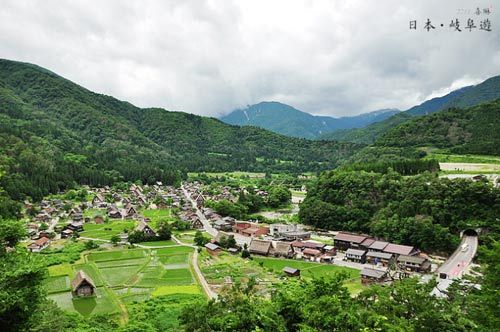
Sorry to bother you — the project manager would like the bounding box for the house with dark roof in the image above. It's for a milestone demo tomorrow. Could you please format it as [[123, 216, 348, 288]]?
[[361, 267, 388, 284], [205, 243, 222, 255], [249, 239, 272, 256], [72, 270, 96, 297], [272, 241, 293, 258], [345, 248, 367, 263], [334, 232, 369, 251], [397, 255, 431, 272], [28, 237, 50, 252], [383, 243, 417, 257], [366, 251, 394, 267], [136, 222, 157, 237], [368, 241, 389, 252]]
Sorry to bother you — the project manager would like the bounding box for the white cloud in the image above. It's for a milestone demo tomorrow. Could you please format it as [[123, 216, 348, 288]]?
[[0, 0, 498, 117]]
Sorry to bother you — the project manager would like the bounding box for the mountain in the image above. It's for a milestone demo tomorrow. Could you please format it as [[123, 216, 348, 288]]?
[[320, 75, 500, 144], [375, 99, 500, 155], [220, 101, 399, 139], [0, 59, 361, 201]]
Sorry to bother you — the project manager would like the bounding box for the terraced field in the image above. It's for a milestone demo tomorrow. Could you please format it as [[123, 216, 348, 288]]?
[[45, 246, 202, 317]]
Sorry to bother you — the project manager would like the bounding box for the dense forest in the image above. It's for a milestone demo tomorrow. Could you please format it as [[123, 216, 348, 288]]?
[[0, 59, 361, 201], [299, 170, 499, 253], [375, 100, 500, 155]]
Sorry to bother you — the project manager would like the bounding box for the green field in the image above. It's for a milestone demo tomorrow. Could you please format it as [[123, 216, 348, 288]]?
[[422, 149, 500, 164], [141, 209, 177, 228], [47, 246, 200, 318], [254, 257, 360, 280], [80, 220, 136, 240], [137, 240, 176, 247]]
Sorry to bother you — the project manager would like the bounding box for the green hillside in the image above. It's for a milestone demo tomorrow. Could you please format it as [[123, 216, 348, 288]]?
[[0, 59, 361, 201], [320, 75, 500, 144], [375, 100, 500, 155]]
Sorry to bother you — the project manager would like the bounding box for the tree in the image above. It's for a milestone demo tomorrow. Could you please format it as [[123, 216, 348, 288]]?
[[39, 222, 49, 231], [110, 235, 120, 246], [0, 219, 26, 251], [194, 231, 209, 247], [241, 243, 250, 259], [157, 221, 172, 240], [267, 186, 292, 208]]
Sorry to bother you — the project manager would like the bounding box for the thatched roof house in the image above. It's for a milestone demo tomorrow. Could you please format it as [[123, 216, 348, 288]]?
[[249, 239, 272, 256], [71, 270, 96, 297]]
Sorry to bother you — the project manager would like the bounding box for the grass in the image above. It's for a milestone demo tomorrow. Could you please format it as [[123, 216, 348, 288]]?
[[45, 275, 70, 293], [87, 249, 148, 262], [138, 240, 176, 247], [141, 209, 176, 228], [80, 221, 136, 240], [151, 285, 201, 296], [254, 257, 360, 279], [423, 150, 500, 164], [83, 208, 106, 218]]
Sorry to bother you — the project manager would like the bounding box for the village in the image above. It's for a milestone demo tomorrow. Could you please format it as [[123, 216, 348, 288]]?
[[22, 175, 445, 305]]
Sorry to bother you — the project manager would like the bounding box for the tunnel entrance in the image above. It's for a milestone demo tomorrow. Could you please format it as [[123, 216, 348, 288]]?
[[463, 229, 478, 236]]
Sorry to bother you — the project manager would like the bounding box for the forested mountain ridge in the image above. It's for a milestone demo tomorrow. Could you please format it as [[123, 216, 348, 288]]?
[[220, 101, 400, 139], [0, 59, 361, 202], [375, 99, 500, 155], [320, 75, 500, 144]]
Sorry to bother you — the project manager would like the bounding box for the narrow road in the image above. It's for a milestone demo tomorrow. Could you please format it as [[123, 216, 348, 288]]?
[[181, 184, 218, 237], [47, 216, 59, 232], [171, 234, 217, 300]]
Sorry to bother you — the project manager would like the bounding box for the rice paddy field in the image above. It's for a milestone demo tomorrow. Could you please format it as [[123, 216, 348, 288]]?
[[46, 245, 202, 318]]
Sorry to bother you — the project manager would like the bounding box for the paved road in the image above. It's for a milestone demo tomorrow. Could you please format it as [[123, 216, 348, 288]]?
[[432, 235, 478, 297], [181, 184, 251, 247], [47, 216, 59, 232], [171, 235, 217, 299], [181, 184, 218, 237]]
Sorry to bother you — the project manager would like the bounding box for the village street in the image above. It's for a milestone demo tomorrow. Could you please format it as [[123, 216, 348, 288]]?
[[181, 183, 251, 247]]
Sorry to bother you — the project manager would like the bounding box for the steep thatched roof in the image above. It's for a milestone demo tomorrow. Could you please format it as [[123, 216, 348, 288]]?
[[249, 239, 271, 255], [71, 270, 96, 291]]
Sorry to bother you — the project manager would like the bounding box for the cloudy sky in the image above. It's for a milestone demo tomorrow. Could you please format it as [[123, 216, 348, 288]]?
[[1, 0, 499, 117]]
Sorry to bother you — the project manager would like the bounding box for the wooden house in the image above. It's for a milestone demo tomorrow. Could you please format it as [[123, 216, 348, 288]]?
[[366, 251, 394, 267], [367, 241, 389, 252], [345, 248, 367, 263], [28, 237, 50, 252], [272, 241, 293, 258], [383, 243, 417, 257], [334, 232, 369, 251], [71, 270, 96, 297], [360, 267, 388, 284], [136, 222, 157, 237], [249, 239, 272, 256], [397, 255, 431, 272], [205, 243, 222, 255]]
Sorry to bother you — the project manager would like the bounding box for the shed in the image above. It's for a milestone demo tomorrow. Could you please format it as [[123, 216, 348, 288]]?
[[283, 266, 301, 277]]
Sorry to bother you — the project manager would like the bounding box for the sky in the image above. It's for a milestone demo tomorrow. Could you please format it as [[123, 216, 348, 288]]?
[[0, 0, 499, 117]]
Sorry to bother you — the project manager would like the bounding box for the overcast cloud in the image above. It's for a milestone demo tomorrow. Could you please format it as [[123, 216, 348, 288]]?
[[0, 0, 498, 117]]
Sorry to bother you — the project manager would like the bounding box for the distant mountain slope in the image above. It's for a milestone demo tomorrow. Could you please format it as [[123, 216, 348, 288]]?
[[220, 101, 399, 139], [320, 75, 500, 144], [0, 59, 361, 200], [375, 99, 500, 155]]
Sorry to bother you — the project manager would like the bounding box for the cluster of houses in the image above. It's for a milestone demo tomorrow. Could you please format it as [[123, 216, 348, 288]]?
[[333, 232, 432, 284]]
